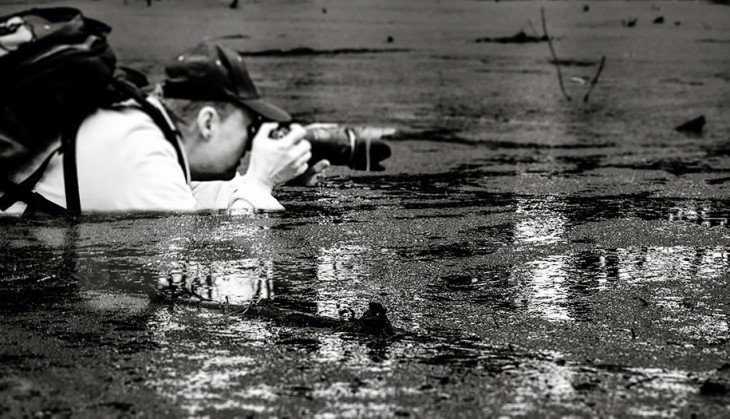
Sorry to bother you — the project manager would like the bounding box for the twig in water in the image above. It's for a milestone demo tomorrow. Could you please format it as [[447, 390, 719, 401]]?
[[540, 7, 572, 102], [229, 299, 254, 316], [583, 55, 606, 103], [527, 19, 540, 38]]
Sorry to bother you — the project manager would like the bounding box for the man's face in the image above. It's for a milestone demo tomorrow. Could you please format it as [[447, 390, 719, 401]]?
[[188, 105, 254, 181]]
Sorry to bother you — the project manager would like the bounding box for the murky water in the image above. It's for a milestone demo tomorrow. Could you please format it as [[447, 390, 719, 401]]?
[[2, 0, 730, 417], [2, 184, 729, 417]]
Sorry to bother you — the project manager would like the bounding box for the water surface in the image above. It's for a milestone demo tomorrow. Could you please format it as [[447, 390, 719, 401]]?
[[1, 0, 730, 417]]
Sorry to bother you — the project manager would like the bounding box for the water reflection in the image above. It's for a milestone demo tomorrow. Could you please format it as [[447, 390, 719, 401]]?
[[157, 260, 273, 304], [315, 244, 370, 318], [502, 195, 730, 324], [137, 222, 387, 415], [516, 255, 572, 322], [514, 195, 567, 245], [668, 200, 728, 227], [148, 306, 276, 416], [510, 246, 730, 323]]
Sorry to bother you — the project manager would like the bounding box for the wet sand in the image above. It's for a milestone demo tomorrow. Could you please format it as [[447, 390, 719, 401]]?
[[1, 0, 730, 417]]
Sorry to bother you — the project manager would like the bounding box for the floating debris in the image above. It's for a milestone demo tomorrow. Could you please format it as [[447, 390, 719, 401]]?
[[475, 30, 548, 44], [675, 115, 706, 135], [653, 16, 665, 24], [622, 18, 638, 28]]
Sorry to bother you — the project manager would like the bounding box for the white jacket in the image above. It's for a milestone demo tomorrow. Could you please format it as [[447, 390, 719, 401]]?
[[2, 100, 283, 214]]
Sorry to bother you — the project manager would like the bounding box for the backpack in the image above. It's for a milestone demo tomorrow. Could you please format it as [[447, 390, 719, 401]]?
[[0, 7, 182, 215]]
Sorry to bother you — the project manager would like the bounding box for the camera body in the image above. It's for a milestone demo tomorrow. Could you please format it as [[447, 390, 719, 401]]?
[[268, 124, 293, 140]]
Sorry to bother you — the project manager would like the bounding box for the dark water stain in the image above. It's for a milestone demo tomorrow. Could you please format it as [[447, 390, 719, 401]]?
[[714, 72, 730, 82], [603, 160, 727, 176], [548, 58, 598, 67], [275, 334, 322, 351], [697, 38, 730, 43], [706, 176, 730, 185], [661, 78, 705, 86], [415, 337, 550, 377], [559, 155, 606, 173], [411, 241, 498, 259], [210, 33, 249, 40], [474, 68, 550, 75]]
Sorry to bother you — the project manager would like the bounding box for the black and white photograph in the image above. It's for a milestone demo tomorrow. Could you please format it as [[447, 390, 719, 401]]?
[[1, 0, 729, 417]]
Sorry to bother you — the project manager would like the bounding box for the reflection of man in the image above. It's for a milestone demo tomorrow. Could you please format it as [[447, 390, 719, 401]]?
[[156, 261, 274, 305], [3, 41, 327, 214]]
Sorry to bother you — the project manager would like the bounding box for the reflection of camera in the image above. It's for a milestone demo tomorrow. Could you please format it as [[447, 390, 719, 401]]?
[[270, 123, 393, 171]]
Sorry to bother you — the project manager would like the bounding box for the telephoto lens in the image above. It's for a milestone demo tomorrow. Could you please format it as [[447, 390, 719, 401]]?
[[270, 123, 393, 171]]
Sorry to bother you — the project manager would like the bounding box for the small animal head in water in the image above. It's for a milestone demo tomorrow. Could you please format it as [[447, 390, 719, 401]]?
[[365, 302, 387, 318]]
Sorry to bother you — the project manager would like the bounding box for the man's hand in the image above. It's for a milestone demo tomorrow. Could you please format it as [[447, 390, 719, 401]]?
[[246, 123, 312, 191]]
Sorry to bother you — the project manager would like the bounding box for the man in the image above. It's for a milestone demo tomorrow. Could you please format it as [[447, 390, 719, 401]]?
[[3, 41, 327, 214]]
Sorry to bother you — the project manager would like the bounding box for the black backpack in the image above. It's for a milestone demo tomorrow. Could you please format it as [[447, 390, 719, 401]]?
[[0, 7, 182, 215]]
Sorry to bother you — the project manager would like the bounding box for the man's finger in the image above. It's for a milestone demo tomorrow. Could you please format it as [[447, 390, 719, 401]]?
[[294, 151, 312, 168], [294, 162, 309, 177], [292, 139, 312, 157]]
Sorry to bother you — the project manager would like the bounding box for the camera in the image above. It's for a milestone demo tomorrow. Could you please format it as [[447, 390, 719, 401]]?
[[269, 123, 393, 171]]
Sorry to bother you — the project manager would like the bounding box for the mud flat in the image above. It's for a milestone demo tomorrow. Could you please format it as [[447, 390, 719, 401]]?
[[1, 0, 730, 417]]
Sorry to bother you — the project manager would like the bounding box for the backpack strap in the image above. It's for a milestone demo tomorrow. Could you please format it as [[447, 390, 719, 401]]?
[[0, 178, 65, 215], [110, 78, 186, 175], [57, 79, 186, 214], [0, 148, 57, 210], [61, 122, 82, 213], [0, 147, 66, 215]]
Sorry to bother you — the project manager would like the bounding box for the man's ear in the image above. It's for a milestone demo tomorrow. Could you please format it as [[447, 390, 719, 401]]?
[[196, 106, 219, 141]]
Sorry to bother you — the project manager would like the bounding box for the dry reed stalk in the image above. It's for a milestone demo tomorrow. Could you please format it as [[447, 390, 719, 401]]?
[[540, 7, 572, 102], [583, 55, 606, 103]]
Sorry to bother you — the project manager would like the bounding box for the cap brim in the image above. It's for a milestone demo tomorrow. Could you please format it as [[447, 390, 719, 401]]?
[[240, 98, 292, 122]]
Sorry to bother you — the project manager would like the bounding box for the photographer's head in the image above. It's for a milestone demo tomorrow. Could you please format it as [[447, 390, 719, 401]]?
[[162, 42, 290, 181]]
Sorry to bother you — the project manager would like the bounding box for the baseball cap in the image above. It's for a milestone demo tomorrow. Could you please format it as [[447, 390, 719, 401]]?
[[162, 41, 291, 122]]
